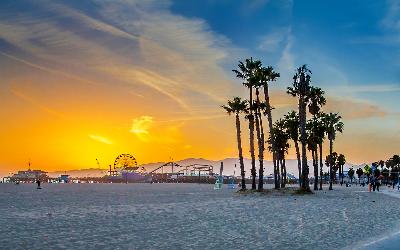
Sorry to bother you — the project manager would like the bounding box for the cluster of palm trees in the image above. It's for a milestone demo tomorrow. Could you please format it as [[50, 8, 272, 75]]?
[[361, 155, 400, 184], [222, 58, 344, 191], [324, 152, 346, 186], [351, 155, 400, 185]]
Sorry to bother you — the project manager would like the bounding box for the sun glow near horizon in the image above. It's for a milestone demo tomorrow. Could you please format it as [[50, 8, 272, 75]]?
[[1, 0, 399, 175]]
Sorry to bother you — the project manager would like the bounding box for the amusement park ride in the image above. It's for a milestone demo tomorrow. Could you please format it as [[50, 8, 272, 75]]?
[[101, 154, 228, 184]]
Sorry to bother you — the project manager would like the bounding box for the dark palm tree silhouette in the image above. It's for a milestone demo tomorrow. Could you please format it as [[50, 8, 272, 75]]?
[[283, 111, 301, 187], [268, 119, 290, 188], [307, 86, 326, 190], [324, 113, 344, 190], [337, 154, 346, 184], [326, 152, 338, 183], [287, 65, 312, 191], [222, 97, 248, 190], [233, 58, 261, 190], [306, 119, 319, 190], [252, 93, 266, 191], [314, 113, 327, 190], [258, 66, 280, 189]]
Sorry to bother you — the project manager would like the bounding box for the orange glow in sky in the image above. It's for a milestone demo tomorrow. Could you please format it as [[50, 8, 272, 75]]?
[[1, 0, 399, 176]]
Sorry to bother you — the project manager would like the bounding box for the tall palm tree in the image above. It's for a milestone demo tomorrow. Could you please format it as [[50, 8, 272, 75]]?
[[222, 97, 248, 190], [306, 119, 319, 190], [314, 113, 327, 190], [324, 113, 344, 190], [287, 65, 312, 191], [252, 94, 264, 190], [307, 86, 326, 190], [283, 111, 301, 186], [233, 58, 261, 190], [253, 93, 267, 191], [258, 66, 280, 189]]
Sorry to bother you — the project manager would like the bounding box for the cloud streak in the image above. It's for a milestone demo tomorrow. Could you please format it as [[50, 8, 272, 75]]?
[[89, 134, 113, 145]]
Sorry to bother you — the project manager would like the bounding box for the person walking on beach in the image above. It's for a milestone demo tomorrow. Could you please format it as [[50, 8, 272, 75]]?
[[376, 178, 381, 192], [371, 176, 376, 192]]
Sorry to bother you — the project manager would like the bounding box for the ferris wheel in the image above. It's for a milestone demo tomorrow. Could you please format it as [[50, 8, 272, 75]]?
[[113, 154, 138, 170]]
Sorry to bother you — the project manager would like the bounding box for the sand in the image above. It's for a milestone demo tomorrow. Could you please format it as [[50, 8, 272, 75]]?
[[0, 183, 399, 249]]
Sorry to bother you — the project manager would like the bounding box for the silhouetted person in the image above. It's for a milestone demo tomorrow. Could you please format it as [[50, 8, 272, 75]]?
[[371, 176, 376, 192], [36, 179, 41, 189]]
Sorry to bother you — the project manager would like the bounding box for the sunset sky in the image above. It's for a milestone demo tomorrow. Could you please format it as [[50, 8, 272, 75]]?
[[0, 0, 399, 175]]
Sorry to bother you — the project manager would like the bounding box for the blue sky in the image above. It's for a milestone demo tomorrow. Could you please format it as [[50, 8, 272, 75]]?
[[0, 0, 399, 173], [172, 0, 399, 86]]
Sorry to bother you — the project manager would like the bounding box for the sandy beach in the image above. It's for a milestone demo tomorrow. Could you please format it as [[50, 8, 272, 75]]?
[[0, 183, 399, 249]]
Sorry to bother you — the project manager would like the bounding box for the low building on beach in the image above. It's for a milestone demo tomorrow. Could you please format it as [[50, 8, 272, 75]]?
[[10, 169, 49, 182]]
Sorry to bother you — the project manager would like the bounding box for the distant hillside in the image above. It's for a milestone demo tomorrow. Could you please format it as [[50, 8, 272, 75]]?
[[46, 158, 360, 178]]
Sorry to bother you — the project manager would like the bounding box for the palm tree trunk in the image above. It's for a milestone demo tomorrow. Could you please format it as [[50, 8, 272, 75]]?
[[314, 149, 319, 191], [276, 158, 281, 188], [254, 105, 264, 191], [311, 149, 316, 190], [256, 91, 264, 191], [319, 143, 323, 190], [235, 114, 246, 190], [329, 139, 333, 190], [299, 97, 309, 190], [263, 85, 279, 189], [249, 89, 256, 190], [280, 159, 287, 188], [341, 165, 344, 184], [283, 158, 287, 187], [294, 140, 301, 187]]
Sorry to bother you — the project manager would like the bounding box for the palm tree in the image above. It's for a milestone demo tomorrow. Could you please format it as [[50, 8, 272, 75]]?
[[252, 96, 264, 190], [324, 112, 344, 190], [337, 154, 346, 184], [268, 119, 290, 188], [283, 111, 301, 186], [307, 87, 326, 190], [258, 66, 280, 189], [253, 87, 266, 191], [326, 152, 338, 183], [222, 97, 248, 190], [306, 119, 319, 190], [356, 168, 363, 184], [308, 87, 326, 115], [287, 65, 312, 191], [233, 58, 261, 190], [315, 113, 327, 190]]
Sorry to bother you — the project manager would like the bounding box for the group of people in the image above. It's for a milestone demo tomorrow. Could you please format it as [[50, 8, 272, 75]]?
[[369, 175, 381, 192]]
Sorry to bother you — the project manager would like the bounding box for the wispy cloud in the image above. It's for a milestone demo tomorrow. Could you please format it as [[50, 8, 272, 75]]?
[[129, 115, 184, 144], [330, 84, 400, 93], [130, 116, 153, 140], [325, 98, 387, 120], [246, 0, 270, 10], [258, 28, 288, 53], [10, 86, 66, 119], [350, 0, 400, 45], [277, 27, 295, 79], [0, 0, 238, 112], [381, 0, 400, 30], [88, 134, 113, 145]]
